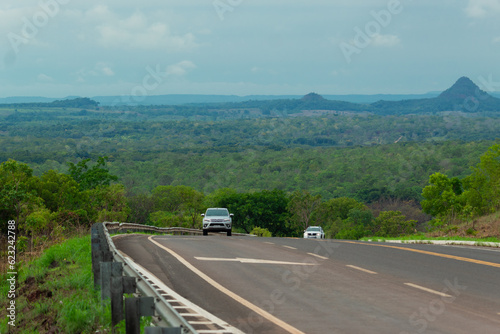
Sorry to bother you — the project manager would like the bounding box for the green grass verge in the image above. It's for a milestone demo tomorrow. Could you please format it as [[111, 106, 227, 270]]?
[[361, 234, 500, 243], [0, 235, 113, 333]]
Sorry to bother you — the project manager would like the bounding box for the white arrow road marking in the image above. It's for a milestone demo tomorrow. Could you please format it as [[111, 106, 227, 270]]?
[[194, 257, 318, 266], [149, 236, 306, 334]]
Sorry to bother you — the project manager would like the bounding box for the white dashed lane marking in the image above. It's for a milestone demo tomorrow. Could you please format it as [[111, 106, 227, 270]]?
[[346, 265, 378, 275]]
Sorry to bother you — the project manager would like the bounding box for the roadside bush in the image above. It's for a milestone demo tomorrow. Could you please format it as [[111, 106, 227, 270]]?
[[250, 227, 272, 237], [372, 211, 417, 237]]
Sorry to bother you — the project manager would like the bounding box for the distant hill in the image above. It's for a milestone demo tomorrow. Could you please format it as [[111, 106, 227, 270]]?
[[1, 77, 499, 112], [94, 93, 443, 106], [0, 97, 99, 109], [0, 96, 58, 104], [301, 92, 326, 101], [372, 77, 500, 114], [214, 93, 372, 114], [0, 93, 445, 106]]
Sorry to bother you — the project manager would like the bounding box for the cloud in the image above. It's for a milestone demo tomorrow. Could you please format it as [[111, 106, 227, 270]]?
[[166, 60, 196, 76], [37, 73, 54, 82], [76, 62, 115, 82], [371, 34, 400, 47], [95, 10, 197, 51], [465, 0, 500, 18]]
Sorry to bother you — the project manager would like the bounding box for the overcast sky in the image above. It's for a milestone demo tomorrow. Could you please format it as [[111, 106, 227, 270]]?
[[1, 0, 500, 98]]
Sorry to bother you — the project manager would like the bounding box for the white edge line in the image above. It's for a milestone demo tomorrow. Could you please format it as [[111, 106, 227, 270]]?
[[283, 245, 297, 250], [346, 265, 378, 275], [404, 283, 453, 298], [148, 236, 306, 334]]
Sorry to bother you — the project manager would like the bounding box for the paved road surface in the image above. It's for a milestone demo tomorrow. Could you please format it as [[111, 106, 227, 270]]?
[[114, 234, 500, 333]]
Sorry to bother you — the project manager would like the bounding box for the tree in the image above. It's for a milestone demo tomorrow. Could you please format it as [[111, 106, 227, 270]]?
[[372, 211, 416, 237], [287, 190, 321, 233], [83, 184, 130, 223], [421, 173, 464, 223], [0, 160, 41, 232], [179, 187, 205, 228], [204, 188, 238, 208], [209, 189, 291, 236], [34, 170, 82, 212], [314, 197, 367, 225], [22, 208, 54, 252], [312, 197, 369, 238], [127, 193, 155, 225], [68, 156, 118, 191], [250, 190, 290, 237], [462, 143, 500, 216], [335, 208, 374, 240], [151, 185, 204, 228]]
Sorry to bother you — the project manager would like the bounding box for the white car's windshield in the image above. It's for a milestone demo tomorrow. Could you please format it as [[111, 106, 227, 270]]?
[[206, 209, 229, 217], [307, 227, 321, 231]]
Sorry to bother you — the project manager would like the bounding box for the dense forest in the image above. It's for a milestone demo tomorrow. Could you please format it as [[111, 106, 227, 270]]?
[[1, 84, 500, 256], [1, 102, 499, 198], [1, 140, 499, 253]]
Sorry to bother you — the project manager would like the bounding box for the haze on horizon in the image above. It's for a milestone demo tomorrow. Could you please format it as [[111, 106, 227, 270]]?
[[1, 0, 500, 98]]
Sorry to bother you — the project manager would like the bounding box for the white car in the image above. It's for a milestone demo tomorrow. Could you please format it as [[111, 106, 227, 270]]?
[[201, 208, 233, 236], [304, 226, 325, 239]]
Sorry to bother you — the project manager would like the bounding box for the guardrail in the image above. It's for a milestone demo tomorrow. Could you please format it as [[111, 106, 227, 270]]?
[[92, 222, 201, 334], [103, 222, 251, 237]]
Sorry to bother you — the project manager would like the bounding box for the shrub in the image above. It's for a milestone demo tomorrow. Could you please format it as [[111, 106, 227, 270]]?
[[250, 227, 272, 237]]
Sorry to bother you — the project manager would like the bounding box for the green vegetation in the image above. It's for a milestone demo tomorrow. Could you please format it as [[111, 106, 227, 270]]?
[[361, 235, 500, 243], [0, 157, 129, 261], [422, 144, 500, 223], [0, 235, 112, 333], [250, 227, 272, 237], [0, 97, 99, 110], [3, 85, 500, 331], [1, 94, 500, 245]]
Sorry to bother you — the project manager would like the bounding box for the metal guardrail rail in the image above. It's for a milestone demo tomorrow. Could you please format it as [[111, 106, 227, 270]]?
[[105, 222, 251, 237], [102, 222, 198, 333], [93, 222, 249, 333]]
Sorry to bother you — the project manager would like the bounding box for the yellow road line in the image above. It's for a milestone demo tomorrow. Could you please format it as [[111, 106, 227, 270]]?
[[149, 236, 306, 334], [338, 241, 500, 268]]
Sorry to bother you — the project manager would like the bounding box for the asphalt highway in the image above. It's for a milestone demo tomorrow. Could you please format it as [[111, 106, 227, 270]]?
[[114, 234, 500, 334]]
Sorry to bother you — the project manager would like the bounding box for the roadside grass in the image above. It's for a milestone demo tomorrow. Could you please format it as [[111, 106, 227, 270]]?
[[362, 210, 500, 245], [361, 234, 500, 243], [0, 235, 114, 333]]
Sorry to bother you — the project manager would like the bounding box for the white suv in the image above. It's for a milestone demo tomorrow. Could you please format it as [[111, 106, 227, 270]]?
[[304, 226, 325, 239], [201, 208, 233, 236]]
